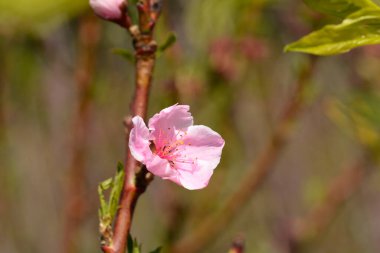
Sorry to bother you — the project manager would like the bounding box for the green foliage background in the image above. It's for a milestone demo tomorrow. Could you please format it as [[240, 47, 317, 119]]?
[[1, 0, 380, 253]]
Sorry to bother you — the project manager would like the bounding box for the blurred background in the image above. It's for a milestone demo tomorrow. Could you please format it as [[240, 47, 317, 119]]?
[[1, 0, 380, 253]]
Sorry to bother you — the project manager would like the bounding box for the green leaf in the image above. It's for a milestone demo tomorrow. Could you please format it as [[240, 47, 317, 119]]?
[[304, 0, 380, 18], [98, 163, 125, 223], [132, 238, 141, 253], [158, 33, 177, 53], [127, 234, 134, 253], [100, 178, 113, 190], [112, 48, 135, 63], [149, 247, 162, 253], [108, 162, 125, 220], [285, 9, 380, 55], [127, 237, 141, 253], [98, 177, 113, 218]]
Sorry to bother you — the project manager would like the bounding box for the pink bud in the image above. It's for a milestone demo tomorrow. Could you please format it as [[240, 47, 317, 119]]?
[[89, 0, 125, 21]]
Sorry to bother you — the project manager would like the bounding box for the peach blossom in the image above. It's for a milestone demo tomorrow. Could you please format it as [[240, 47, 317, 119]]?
[[129, 104, 225, 190]]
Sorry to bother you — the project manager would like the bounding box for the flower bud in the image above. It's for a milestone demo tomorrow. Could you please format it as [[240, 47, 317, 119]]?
[[89, 0, 125, 22]]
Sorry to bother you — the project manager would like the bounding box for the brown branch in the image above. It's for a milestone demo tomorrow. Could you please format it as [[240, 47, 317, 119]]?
[[62, 13, 100, 253], [287, 157, 372, 253], [0, 78, 4, 143], [101, 1, 161, 253], [228, 236, 245, 253], [0, 38, 7, 230], [170, 57, 317, 253]]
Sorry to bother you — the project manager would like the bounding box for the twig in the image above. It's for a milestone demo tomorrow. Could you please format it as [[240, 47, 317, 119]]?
[[228, 236, 245, 253], [287, 157, 372, 253], [0, 40, 6, 144], [170, 57, 317, 253], [62, 13, 100, 253], [0, 38, 6, 228], [101, 1, 162, 253]]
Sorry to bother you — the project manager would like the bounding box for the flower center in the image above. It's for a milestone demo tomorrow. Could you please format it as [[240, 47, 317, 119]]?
[[154, 129, 187, 160]]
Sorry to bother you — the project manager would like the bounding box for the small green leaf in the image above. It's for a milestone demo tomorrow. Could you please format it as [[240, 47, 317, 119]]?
[[149, 247, 162, 253], [285, 8, 380, 55], [127, 234, 134, 253], [112, 48, 135, 63], [158, 33, 177, 54], [304, 0, 380, 18], [98, 163, 125, 223], [100, 178, 113, 190], [128, 237, 141, 253], [98, 177, 113, 218], [108, 163, 125, 220], [132, 239, 141, 253]]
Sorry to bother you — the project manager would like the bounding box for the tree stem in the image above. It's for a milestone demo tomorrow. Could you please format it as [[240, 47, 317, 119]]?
[[101, 1, 161, 252]]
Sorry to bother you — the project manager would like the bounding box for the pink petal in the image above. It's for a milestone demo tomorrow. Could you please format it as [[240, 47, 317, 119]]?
[[145, 155, 212, 190], [167, 125, 224, 190], [178, 167, 214, 190], [89, 0, 124, 20], [154, 160, 212, 190], [148, 105, 193, 144], [129, 116, 152, 163], [145, 155, 176, 178], [178, 125, 225, 171]]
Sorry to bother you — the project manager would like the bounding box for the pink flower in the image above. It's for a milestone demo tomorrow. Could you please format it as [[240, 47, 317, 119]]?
[[129, 104, 225, 190], [89, 0, 124, 21]]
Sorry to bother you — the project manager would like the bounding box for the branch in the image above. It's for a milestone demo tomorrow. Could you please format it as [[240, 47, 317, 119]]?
[[0, 84, 4, 143], [63, 13, 100, 253], [0, 35, 7, 230], [228, 236, 245, 253], [170, 57, 317, 253], [286, 157, 372, 253], [101, 1, 162, 253]]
